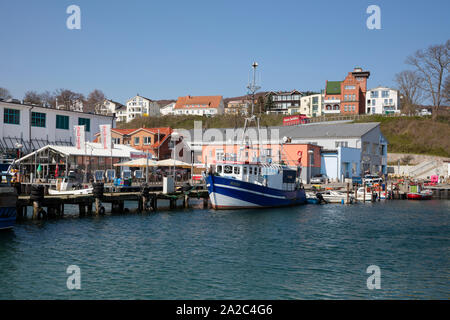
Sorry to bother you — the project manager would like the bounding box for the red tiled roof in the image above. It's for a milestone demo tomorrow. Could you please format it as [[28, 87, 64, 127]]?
[[174, 95, 223, 110], [111, 128, 137, 135]]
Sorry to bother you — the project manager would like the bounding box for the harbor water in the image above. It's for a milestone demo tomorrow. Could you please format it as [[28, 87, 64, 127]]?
[[0, 200, 449, 299]]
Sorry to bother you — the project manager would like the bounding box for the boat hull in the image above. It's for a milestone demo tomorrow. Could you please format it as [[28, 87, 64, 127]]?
[[0, 207, 16, 230], [48, 188, 93, 196], [0, 187, 17, 230], [407, 192, 432, 200], [206, 175, 306, 209]]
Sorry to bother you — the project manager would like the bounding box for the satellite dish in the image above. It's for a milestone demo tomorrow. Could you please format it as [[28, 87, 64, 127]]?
[[282, 136, 289, 143]]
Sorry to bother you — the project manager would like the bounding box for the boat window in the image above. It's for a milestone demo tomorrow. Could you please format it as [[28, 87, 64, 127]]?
[[254, 167, 258, 175], [259, 167, 262, 175], [217, 165, 222, 173], [249, 167, 253, 175], [243, 166, 247, 175], [224, 165, 232, 174], [234, 166, 240, 174]]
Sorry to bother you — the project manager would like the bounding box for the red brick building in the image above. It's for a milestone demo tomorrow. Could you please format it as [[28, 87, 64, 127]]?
[[324, 67, 370, 115]]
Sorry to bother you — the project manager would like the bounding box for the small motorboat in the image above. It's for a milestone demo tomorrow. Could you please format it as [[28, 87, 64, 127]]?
[[407, 189, 433, 200], [48, 176, 93, 195], [318, 190, 353, 204], [306, 192, 326, 204], [0, 172, 17, 230], [355, 187, 377, 202], [407, 184, 433, 200]]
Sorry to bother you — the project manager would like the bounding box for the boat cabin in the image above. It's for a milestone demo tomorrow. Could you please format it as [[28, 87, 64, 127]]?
[[214, 162, 300, 191]]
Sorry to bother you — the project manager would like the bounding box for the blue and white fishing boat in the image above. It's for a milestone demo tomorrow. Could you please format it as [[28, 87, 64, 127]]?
[[205, 62, 306, 209], [0, 165, 17, 230]]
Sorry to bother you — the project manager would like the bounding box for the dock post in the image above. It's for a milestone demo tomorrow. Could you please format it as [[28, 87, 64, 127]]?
[[31, 185, 44, 220], [87, 202, 92, 215], [79, 204, 86, 217], [93, 182, 105, 215], [184, 194, 189, 208], [354, 183, 358, 203], [152, 194, 157, 212], [363, 182, 366, 202], [203, 196, 208, 209], [170, 198, 176, 210], [141, 184, 150, 212], [346, 182, 350, 204]]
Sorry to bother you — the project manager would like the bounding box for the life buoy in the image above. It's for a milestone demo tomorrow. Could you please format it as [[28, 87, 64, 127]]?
[[297, 151, 303, 164]]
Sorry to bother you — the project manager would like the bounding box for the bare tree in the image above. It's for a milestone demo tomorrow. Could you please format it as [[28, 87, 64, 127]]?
[[85, 89, 105, 113], [394, 70, 424, 115], [40, 91, 56, 108], [0, 87, 12, 100], [23, 91, 43, 105], [444, 75, 450, 105], [54, 89, 85, 111], [406, 40, 449, 118]]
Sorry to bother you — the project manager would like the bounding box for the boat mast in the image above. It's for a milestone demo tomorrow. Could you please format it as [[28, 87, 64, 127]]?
[[242, 62, 261, 163]]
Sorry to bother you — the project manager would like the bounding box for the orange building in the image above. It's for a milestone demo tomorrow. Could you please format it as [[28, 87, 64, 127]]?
[[202, 142, 322, 183], [94, 127, 173, 160]]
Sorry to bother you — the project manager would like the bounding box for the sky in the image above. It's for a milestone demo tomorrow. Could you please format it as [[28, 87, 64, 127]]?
[[0, 0, 449, 103]]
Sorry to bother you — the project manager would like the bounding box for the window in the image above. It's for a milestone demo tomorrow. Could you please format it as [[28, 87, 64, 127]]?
[[56, 115, 69, 129], [112, 138, 121, 144], [249, 167, 253, 175], [4, 108, 20, 125], [78, 118, 90, 132], [243, 167, 247, 175], [372, 99, 376, 106], [134, 137, 140, 145], [234, 166, 240, 174], [224, 165, 232, 174], [345, 85, 356, 90], [144, 136, 152, 145], [31, 112, 46, 127], [371, 91, 379, 98], [217, 165, 222, 174], [382, 91, 389, 98], [344, 105, 348, 112]]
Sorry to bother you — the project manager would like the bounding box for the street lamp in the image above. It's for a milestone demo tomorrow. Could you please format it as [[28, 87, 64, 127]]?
[[308, 149, 314, 184], [170, 132, 180, 180]]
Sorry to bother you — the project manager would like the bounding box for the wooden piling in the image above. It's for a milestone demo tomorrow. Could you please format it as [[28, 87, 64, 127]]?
[[346, 182, 350, 204], [33, 201, 41, 219], [79, 204, 86, 217], [184, 194, 189, 208]]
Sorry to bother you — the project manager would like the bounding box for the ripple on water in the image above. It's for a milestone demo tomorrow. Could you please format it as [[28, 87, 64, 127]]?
[[0, 200, 449, 299]]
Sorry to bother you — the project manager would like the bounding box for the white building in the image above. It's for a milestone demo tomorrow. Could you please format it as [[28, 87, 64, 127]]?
[[266, 90, 302, 114], [0, 100, 115, 154], [290, 93, 324, 117], [56, 98, 84, 112], [125, 95, 160, 122], [174, 95, 224, 116], [160, 102, 176, 116], [96, 99, 126, 121], [181, 122, 388, 176], [366, 87, 401, 114]]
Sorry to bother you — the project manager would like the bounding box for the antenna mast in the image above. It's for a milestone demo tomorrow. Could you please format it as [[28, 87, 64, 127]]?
[[241, 62, 262, 163]]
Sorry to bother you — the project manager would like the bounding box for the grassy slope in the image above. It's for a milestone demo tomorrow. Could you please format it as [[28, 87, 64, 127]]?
[[353, 115, 450, 157], [119, 114, 450, 158]]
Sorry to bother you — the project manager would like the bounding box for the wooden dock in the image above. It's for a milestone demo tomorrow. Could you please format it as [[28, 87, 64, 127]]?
[[16, 188, 210, 220]]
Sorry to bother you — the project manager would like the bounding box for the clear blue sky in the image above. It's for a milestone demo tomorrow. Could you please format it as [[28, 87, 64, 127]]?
[[0, 0, 449, 102]]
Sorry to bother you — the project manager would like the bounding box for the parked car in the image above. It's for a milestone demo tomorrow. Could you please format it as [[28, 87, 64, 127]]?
[[363, 174, 383, 186], [310, 174, 328, 184]]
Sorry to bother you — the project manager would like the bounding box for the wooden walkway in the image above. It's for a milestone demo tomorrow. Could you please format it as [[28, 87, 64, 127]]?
[[16, 189, 210, 220]]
